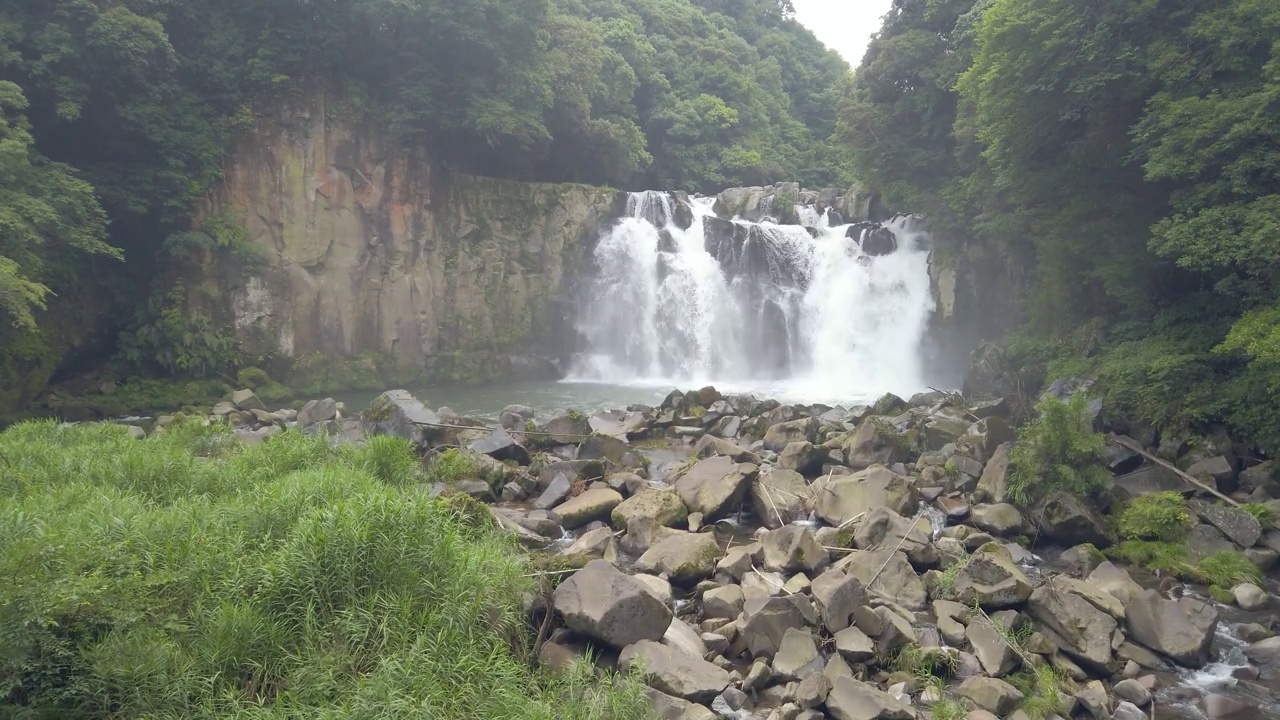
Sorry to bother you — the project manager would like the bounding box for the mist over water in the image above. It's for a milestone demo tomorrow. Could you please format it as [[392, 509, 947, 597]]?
[[569, 191, 936, 405]]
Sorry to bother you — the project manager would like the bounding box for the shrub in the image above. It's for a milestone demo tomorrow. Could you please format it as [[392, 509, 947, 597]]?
[[236, 366, 271, 389], [1194, 551, 1263, 588], [1007, 392, 1110, 506], [0, 421, 653, 719], [426, 448, 482, 484], [1117, 492, 1192, 541]]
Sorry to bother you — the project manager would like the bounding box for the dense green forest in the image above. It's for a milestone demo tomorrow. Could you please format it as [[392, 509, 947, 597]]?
[[0, 0, 849, 415], [840, 0, 1280, 451]]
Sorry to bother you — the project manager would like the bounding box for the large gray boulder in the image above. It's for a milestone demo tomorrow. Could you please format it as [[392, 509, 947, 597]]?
[[674, 456, 759, 520], [953, 543, 1033, 609], [839, 420, 909, 470], [779, 441, 828, 476], [811, 569, 866, 633], [635, 532, 723, 585], [825, 677, 918, 720], [841, 549, 926, 610], [763, 417, 820, 452], [553, 488, 624, 530], [231, 388, 266, 411], [1037, 492, 1114, 547], [853, 506, 937, 567], [975, 442, 1011, 502], [620, 640, 731, 703], [362, 390, 442, 449], [1190, 499, 1262, 549], [814, 465, 919, 527], [1125, 589, 1219, 668], [1028, 585, 1117, 671], [692, 434, 761, 464], [751, 467, 812, 529], [970, 503, 1025, 536], [741, 595, 818, 657], [772, 627, 824, 681], [956, 677, 1024, 716], [468, 427, 531, 465], [297, 398, 338, 428], [554, 560, 673, 648], [761, 525, 827, 574], [612, 489, 688, 529]]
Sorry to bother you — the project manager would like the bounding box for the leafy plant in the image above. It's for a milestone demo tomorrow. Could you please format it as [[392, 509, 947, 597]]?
[[1117, 492, 1192, 541], [1007, 393, 1110, 506]]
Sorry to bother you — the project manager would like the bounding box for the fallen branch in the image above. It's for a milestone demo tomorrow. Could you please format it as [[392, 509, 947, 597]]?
[[1107, 434, 1240, 507]]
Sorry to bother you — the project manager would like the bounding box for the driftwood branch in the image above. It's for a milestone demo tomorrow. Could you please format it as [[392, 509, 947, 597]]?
[[1107, 434, 1240, 508]]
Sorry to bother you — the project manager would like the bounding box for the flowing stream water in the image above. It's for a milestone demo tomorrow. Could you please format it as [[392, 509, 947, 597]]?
[[568, 191, 936, 405]]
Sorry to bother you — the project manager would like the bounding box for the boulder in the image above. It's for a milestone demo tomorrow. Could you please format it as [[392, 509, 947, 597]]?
[[825, 677, 918, 720], [954, 543, 1033, 609], [763, 418, 820, 453], [362, 390, 442, 449], [1190, 499, 1262, 549], [693, 434, 761, 464], [752, 467, 813, 529], [542, 412, 591, 445], [840, 420, 908, 470], [636, 532, 723, 585], [1037, 492, 1114, 547], [1203, 694, 1258, 720], [1186, 523, 1240, 561], [703, 584, 745, 620], [612, 489, 688, 529], [958, 418, 1015, 464], [231, 388, 266, 411], [1061, 543, 1107, 578], [779, 441, 828, 476], [741, 595, 817, 658], [810, 569, 866, 633], [554, 560, 673, 648], [841, 549, 927, 610], [813, 466, 919, 527], [772, 628, 824, 681], [968, 620, 1019, 677], [975, 442, 1011, 502], [853, 506, 937, 567], [761, 525, 827, 574], [970, 503, 1025, 536], [1125, 589, 1219, 668], [1049, 575, 1125, 620], [1233, 583, 1269, 611], [1186, 456, 1238, 494], [554, 488, 624, 530], [468, 427, 531, 465], [643, 688, 719, 720], [956, 677, 1024, 716], [1106, 438, 1144, 475], [675, 456, 759, 520], [297, 398, 338, 428], [620, 640, 731, 703], [534, 473, 573, 510], [1028, 585, 1118, 671], [1113, 678, 1151, 707], [834, 625, 876, 662], [579, 434, 645, 471]]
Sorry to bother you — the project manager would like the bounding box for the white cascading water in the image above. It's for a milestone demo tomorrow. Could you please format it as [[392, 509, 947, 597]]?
[[570, 191, 935, 404]]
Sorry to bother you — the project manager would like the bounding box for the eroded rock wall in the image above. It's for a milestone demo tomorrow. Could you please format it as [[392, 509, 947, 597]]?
[[203, 92, 622, 382]]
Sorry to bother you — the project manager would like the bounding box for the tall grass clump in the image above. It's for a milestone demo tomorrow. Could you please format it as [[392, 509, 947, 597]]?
[[0, 420, 653, 719], [1007, 393, 1110, 506]]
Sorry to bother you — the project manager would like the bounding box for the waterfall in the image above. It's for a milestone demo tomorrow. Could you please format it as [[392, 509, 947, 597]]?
[[570, 190, 935, 404]]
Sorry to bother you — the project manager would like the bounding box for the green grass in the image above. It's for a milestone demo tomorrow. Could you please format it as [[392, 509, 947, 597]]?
[[0, 420, 653, 719], [1242, 502, 1275, 529], [1116, 492, 1192, 541], [1007, 665, 1069, 720], [1107, 541, 1262, 588], [426, 448, 483, 484], [930, 698, 968, 720]]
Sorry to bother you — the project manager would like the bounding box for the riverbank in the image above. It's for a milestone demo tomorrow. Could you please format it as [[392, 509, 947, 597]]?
[[6, 385, 1280, 720]]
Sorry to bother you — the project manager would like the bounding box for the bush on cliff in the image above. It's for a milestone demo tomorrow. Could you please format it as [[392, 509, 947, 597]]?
[[0, 421, 652, 719]]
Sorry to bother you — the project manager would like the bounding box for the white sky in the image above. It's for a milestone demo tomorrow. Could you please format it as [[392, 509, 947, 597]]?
[[792, 0, 893, 66]]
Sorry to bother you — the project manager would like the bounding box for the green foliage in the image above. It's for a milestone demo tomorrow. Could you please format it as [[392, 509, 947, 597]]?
[[1195, 551, 1263, 589], [1007, 393, 1110, 506], [1242, 503, 1275, 529], [1209, 585, 1237, 605], [118, 282, 240, 377], [427, 449, 484, 484], [1007, 665, 1069, 720], [930, 699, 969, 720], [0, 421, 654, 719], [841, 0, 1280, 452], [1117, 492, 1193, 542], [236, 367, 271, 390]]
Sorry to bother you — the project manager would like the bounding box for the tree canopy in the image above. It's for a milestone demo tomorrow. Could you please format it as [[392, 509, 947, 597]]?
[[0, 0, 851, 413], [840, 0, 1280, 449]]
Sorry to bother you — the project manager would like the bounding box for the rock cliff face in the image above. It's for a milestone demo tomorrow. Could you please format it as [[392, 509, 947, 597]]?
[[202, 93, 622, 383]]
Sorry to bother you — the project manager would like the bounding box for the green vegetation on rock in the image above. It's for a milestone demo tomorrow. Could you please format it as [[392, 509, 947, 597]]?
[[1006, 393, 1109, 506], [0, 420, 651, 719], [1116, 492, 1193, 542]]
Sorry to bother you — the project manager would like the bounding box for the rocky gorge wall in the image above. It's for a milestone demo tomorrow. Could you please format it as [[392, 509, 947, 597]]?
[[201, 92, 622, 384]]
